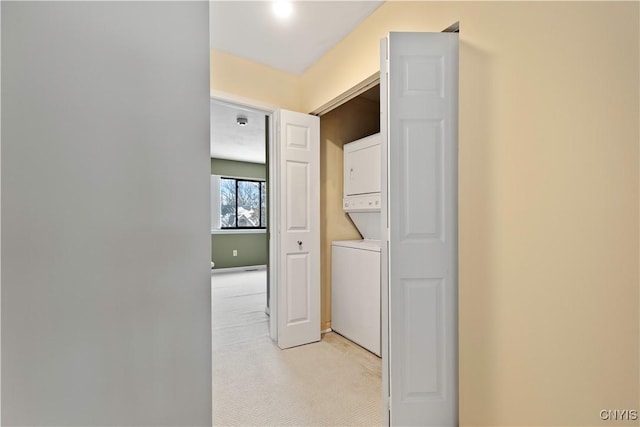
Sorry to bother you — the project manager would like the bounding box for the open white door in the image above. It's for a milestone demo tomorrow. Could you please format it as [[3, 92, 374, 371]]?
[[275, 109, 321, 349], [382, 32, 459, 426]]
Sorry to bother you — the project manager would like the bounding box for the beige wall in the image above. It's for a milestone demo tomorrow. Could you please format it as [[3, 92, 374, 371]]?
[[210, 48, 301, 111], [319, 96, 380, 329], [300, 2, 639, 426]]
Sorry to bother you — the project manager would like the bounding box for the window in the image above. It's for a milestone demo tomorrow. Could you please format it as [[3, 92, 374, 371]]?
[[214, 176, 266, 230]]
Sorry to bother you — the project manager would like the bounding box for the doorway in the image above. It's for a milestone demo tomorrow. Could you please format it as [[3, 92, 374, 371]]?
[[210, 97, 271, 315]]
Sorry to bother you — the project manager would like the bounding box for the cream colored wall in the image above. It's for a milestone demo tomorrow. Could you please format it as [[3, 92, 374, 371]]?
[[210, 48, 302, 111], [301, 2, 639, 426], [319, 97, 380, 330]]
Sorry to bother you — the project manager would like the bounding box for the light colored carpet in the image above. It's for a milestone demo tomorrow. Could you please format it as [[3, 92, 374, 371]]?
[[212, 270, 382, 427]]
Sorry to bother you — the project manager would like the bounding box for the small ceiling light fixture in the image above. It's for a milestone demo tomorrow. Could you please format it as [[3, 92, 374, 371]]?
[[272, 1, 293, 19], [237, 115, 248, 126]]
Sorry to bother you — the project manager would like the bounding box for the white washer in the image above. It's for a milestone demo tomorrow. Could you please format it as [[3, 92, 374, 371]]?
[[331, 239, 381, 356]]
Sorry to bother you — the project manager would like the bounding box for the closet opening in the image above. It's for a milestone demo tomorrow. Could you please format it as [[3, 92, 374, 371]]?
[[318, 82, 383, 357]]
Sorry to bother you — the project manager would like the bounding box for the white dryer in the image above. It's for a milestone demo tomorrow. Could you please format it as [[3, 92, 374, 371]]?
[[331, 133, 381, 356]]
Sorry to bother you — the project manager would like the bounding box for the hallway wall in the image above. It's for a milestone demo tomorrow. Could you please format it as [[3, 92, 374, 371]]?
[[2, 2, 211, 425], [210, 49, 301, 111]]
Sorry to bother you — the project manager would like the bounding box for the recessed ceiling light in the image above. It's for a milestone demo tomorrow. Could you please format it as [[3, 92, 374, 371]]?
[[272, 1, 293, 19]]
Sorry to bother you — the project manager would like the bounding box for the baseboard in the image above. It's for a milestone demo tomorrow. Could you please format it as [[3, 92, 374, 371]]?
[[211, 265, 267, 274], [321, 320, 332, 334]]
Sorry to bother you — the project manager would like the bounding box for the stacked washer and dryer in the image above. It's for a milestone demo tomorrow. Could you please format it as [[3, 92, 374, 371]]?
[[331, 133, 381, 357]]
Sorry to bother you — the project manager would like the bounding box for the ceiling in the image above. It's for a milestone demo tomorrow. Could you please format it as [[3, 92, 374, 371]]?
[[210, 99, 268, 164], [210, 1, 384, 75]]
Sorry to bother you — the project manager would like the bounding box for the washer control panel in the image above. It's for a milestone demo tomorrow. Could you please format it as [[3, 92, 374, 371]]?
[[343, 194, 381, 212]]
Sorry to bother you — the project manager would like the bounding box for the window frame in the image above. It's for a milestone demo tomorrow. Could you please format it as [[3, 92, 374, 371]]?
[[211, 174, 266, 232]]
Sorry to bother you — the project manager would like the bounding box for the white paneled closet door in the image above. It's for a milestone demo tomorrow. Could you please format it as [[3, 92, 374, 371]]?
[[382, 32, 459, 426], [276, 109, 321, 350]]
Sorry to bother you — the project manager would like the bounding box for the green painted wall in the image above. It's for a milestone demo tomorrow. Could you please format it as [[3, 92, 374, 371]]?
[[211, 158, 266, 179], [211, 233, 267, 269], [211, 158, 267, 269]]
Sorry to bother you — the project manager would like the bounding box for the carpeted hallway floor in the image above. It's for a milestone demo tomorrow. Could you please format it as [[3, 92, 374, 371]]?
[[212, 269, 382, 426]]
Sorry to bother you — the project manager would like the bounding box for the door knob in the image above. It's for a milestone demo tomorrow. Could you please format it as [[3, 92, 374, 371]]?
[[297, 240, 303, 247]]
